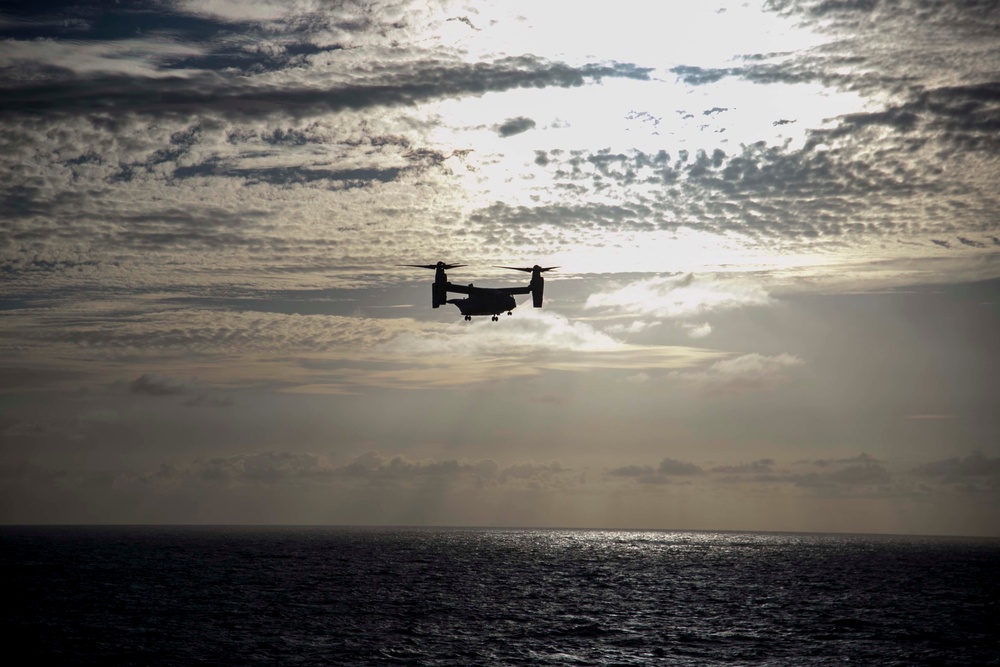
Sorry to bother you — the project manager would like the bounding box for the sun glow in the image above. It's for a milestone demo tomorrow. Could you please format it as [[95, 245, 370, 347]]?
[[418, 4, 870, 241], [543, 227, 841, 277]]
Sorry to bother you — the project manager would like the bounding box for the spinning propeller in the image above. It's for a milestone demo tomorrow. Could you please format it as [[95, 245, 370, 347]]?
[[495, 265, 558, 274], [401, 262, 466, 270]]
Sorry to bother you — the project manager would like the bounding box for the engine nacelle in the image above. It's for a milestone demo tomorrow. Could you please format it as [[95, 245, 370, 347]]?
[[433, 281, 447, 308], [531, 277, 544, 308]]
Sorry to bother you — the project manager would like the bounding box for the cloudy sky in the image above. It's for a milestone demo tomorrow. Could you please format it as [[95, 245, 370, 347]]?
[[1, 0, 998, 535]]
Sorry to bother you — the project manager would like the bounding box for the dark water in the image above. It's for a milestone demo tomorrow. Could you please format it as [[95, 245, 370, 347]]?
[[3, 527, 998, 665]]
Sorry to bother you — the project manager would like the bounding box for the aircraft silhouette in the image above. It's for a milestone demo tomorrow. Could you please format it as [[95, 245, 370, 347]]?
[[400, 262, 557, 321]]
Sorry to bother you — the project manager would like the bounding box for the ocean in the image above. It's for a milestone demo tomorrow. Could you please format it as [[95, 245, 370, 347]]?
[[3, 526, 998, 665]]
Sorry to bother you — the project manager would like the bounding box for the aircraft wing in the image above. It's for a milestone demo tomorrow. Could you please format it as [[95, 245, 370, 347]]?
[[444, 283, 532, 296]]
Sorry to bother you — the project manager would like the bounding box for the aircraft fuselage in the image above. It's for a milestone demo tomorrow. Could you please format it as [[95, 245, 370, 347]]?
[[447, 289, 517, 320]]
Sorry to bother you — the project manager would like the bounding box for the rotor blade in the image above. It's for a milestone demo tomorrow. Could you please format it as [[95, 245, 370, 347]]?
[[399, 263, 467, 270], [495, 266, 559, 273]]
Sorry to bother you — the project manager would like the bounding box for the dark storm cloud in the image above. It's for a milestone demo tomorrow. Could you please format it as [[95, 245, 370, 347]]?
[[0, 58, 651, 120]]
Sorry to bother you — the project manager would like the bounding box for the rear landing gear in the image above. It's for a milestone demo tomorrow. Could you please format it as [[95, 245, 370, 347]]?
[[491, 315, 498, 321], [464, 315, 471, 321]]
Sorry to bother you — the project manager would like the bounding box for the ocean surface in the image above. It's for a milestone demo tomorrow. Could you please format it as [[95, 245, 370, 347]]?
[[3, 527, 998, 666]]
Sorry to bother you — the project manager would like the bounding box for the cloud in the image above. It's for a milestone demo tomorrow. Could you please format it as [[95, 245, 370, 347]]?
[[170, 450, 575, 491], [351, 309, 724, 389], [0, 58, 651, 120], [711, 455, 894, 492], [808, 453, 883, 468], [607, 453, 896, 493], [127, 373, 233, 406], [824, 463, 893, 486], [658, 458, 704, 476], [607, 458, 703, 486], [606, 467, 670, 486], [736, 464, 893, 490], [711, 459, 774, 474], [183, 393, 233, 408], [3, 0, 998, 305], [192, 451, 329, 483], [10, 306, 424, 355], [608, 464, 654, 477], [958, 237, 986, 248], [1, 300, 723, 392], [177, 0, 309, 23], [129, 374, 189, 396], [681, 322, 712, 339], [496, 116, 536, 137], [667, 353, 803, 394], [712, 453, 896, 495], [584, 273, 773, 320], [911, 451, 1000, 485]]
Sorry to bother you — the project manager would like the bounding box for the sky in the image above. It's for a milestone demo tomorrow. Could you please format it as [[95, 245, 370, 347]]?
[[1, 0, 998, 535]]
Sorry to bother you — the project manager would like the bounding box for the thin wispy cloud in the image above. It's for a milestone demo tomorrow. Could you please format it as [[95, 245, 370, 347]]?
[[585, 273, 773, 320]]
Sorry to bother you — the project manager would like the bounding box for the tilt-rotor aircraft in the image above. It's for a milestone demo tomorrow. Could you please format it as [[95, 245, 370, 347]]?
[[401, 262, 557, 321]]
